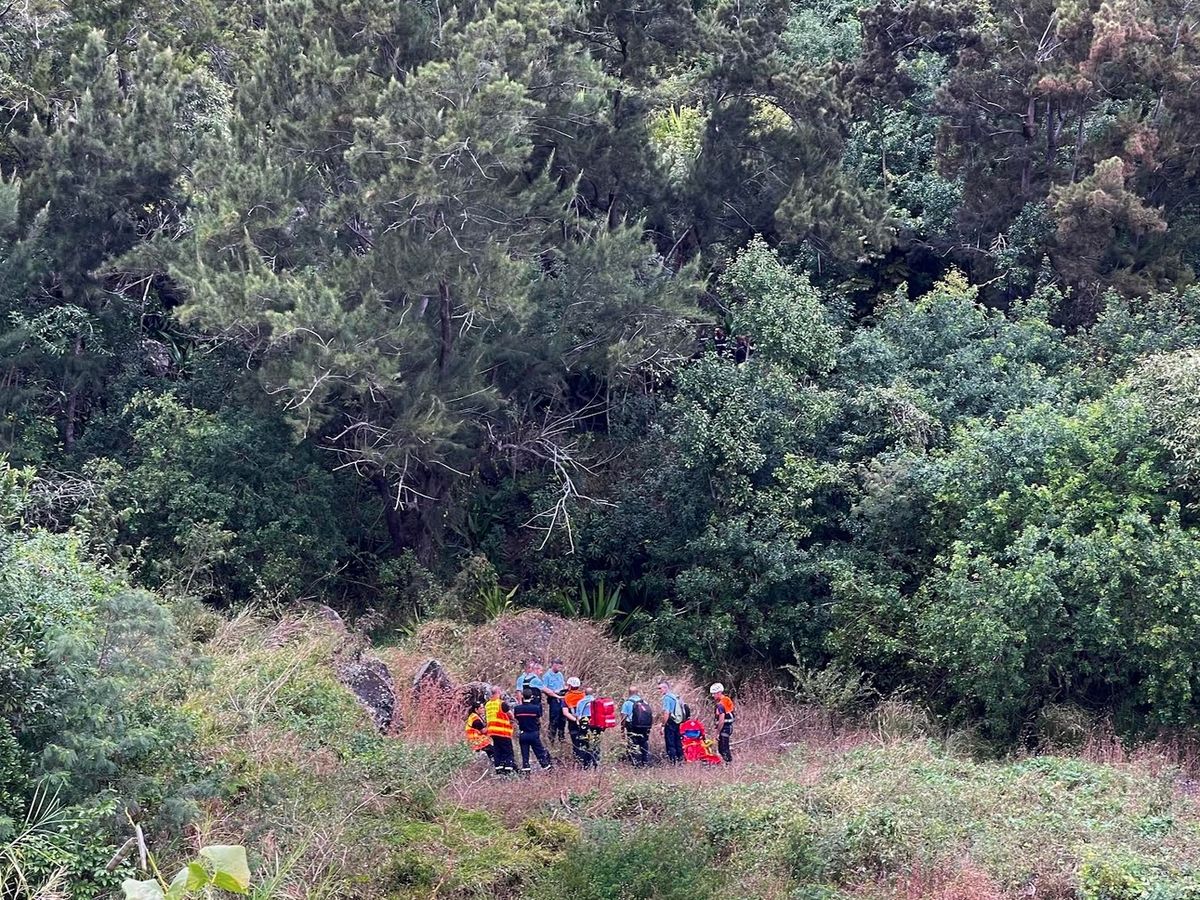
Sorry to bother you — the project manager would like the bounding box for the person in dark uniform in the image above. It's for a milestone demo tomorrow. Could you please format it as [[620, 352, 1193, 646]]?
[[734, 335, 751, 364], [564, 682, 600, 768], [658, 680, 684, 765], [620, 686, 652, 766], [713, 327, 729, 358], [513, 688, 553, 772], [542, 659, 567, 744]]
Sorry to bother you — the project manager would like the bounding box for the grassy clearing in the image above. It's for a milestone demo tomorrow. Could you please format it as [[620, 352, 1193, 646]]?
[[522, 740, 1200, 899], [174, 612, 1200, 899], [178, 614, 574, 899]]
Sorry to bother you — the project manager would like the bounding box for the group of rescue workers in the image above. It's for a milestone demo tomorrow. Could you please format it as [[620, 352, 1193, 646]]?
[[463, 659, 736, 775]]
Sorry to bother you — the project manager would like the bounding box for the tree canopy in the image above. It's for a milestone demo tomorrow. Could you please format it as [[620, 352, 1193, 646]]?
[[4, 0, 1200, 751]]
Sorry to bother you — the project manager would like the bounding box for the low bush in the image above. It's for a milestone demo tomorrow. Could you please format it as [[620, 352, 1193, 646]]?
[[0, 524, 202, 897], [1078, 853, 1200, 900], [531, 820, 721, 900]]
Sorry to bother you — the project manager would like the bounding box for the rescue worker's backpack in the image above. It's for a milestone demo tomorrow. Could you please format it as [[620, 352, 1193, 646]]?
[[671, 698, 690, 725], [590, 697, 617, 729], [630, 698, 653, 729]]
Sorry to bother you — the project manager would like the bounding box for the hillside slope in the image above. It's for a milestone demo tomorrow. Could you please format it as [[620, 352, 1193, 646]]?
[[169, 611, 1200, 900]]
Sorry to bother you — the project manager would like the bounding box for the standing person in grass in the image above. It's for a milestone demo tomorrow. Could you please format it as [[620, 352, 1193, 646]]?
[[513, 687, 553, 773], [564, 681, 600, 768], [516, 660, 562, 710], [562, 676, 587, 765], [658, 680, 685, 765], [542, 659, 567, 744], [620, 686, 653, 766], [515, 659, 540, 699], [710, 683, 735, 764], [485, 686, 517, 774]]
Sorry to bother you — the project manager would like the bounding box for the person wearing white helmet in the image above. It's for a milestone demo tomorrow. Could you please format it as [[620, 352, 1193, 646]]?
[[710, 682, 735, 763], [562, 677, 588, 765]]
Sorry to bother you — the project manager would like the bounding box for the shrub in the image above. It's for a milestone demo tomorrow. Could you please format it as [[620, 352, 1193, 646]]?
[[0, 524, 199, 896], [532, 820, 721, 900], [1078, 853, 1200, 900], [78, 393, 349, 605]]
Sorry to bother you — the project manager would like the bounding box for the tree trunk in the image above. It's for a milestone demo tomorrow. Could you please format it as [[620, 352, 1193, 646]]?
[[1021, 96, 1037, 196], [62, 332, 83, 451], [1045, 100, 1061, 168], [1070, 110, 1085, 183], [373, 474, 406, 556], [437, 280, 453, 381]]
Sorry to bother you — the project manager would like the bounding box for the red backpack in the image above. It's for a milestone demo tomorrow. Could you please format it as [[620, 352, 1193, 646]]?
[[589, 697, 617, 729]]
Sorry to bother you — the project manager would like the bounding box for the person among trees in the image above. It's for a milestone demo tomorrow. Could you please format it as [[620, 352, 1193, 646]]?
[[658, 680, 685, 765], [564, 680, 600, 768], [542, 658, 567, 744], [734, 335, 752, 365], [485, 686, 517, 775], [513, 687, 553, 773], [464, 699, 493, 763], [620, 686, 653, 766], [712, 327, 729, 358], [710, 683, 735, 764]]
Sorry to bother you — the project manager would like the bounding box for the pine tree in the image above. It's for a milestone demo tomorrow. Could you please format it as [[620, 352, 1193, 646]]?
[[160, 0, 696, 561], [1, 33, 199, 456]]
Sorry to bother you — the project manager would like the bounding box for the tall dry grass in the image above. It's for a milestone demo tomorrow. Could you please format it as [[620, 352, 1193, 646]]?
[[381, 612, 880, 829], [1079, 723, 1200, 777], [860, 859, 1007, 900], [384, 612, 862, 748], [392, 610, 693, 693]]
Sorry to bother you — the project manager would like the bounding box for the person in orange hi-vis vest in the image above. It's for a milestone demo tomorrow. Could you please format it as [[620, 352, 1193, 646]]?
[[710, 682, 735, 764], [485, 686, 516, 774], [561, 677, 591, 767], [562, 677, 585, 714], [464, 700, 492, 762]]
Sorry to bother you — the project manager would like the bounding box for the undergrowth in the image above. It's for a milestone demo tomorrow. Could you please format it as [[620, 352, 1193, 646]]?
[[133, 610, 1200, 900]]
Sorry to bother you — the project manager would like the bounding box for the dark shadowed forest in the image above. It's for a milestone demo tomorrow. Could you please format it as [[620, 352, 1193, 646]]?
[[5, 1, 1200, 897]]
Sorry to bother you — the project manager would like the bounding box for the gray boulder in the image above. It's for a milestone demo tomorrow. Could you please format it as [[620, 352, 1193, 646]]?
[[340, 656, 395, 731]]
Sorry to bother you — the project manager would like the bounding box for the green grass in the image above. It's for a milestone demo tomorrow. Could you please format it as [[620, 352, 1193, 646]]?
[[181, 618, 1200, 900], [182, 617, 574, 899], [578, 741, 1200, 898]]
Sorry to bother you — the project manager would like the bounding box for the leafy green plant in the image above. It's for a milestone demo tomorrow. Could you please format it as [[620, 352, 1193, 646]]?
[[0, 784, 78, 900], [532, 821, 719, 900], [479, 583, 519, 621], [121, 845, 251, 900], [566, 579, 623, 622], [786, 661, 878, 717], [1078, 852, 1200, 900]]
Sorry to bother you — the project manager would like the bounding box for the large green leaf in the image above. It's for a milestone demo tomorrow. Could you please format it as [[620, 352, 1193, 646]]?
[[199, 845, 251, 894], [167, 861, 209, 900], [122, 879, 165, 900]]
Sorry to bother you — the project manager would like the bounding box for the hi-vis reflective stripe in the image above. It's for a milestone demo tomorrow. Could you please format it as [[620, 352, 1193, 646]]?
[[485, 698, 514, 738], [716, 696, 735, 722], [465, 714, 490, 751]]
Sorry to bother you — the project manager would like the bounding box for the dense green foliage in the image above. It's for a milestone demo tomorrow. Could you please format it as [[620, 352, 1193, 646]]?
[[5, 0, 1200, 848], [0, 473, 200, 896]]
